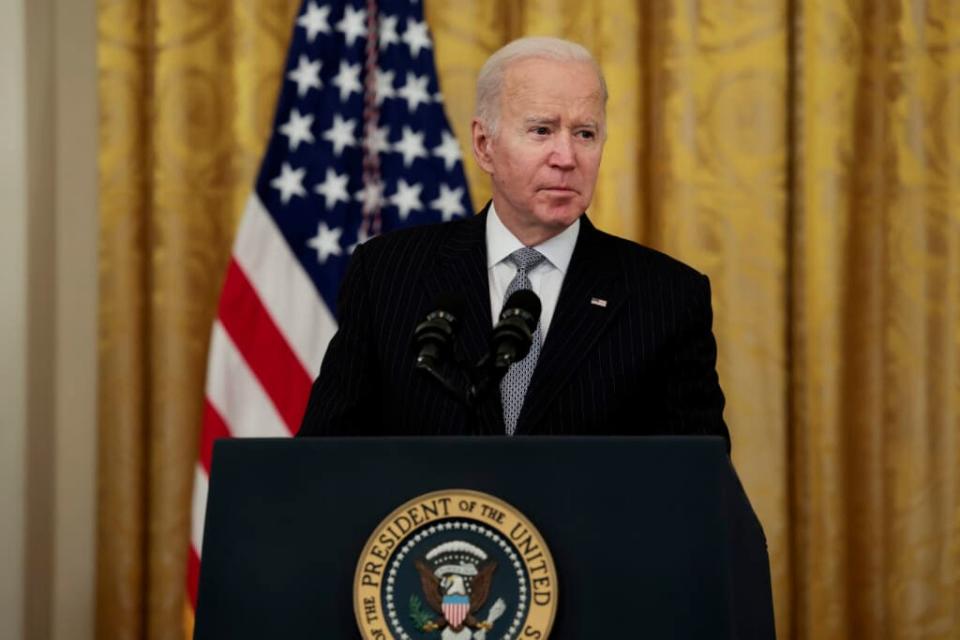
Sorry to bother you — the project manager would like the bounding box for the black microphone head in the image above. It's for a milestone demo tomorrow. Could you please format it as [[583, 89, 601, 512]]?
[[500, 289, 541, 331], [414, 292, 465, 369], [490, 289, 541, 368]]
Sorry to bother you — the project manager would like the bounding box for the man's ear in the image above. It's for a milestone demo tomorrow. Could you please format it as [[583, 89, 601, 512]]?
[[471, 118, 494, 174]]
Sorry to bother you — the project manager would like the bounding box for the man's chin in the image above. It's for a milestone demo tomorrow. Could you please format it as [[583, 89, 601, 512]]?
[[533, 204, 584, 229]]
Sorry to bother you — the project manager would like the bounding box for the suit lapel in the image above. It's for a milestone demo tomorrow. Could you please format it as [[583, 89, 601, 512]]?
[[515, 216, 626, 434], [421, 208, 504, 434]]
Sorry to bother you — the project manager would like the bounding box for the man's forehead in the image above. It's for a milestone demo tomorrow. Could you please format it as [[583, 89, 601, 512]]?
[[504, 83, 604, 105], [503, 57, 600, 89], [501, 60, 603, 114]]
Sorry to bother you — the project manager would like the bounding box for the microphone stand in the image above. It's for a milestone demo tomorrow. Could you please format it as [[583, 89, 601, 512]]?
[[465, 353, 509, 408], [417, 335, 529, 410], [415, 357, 470, 405], [415, 352, 510, 436]]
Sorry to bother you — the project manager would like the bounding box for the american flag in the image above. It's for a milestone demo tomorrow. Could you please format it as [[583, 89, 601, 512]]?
[[186, 0, 472, 609]]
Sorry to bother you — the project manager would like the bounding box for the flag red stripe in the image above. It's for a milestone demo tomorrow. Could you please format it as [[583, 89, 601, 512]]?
[[218, 258, 313, 434], [187, 546, 201, 609], [199, 401, 231, 474]]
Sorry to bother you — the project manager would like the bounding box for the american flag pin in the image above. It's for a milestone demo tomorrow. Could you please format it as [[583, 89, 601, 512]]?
[[590, 297, 608, 308]]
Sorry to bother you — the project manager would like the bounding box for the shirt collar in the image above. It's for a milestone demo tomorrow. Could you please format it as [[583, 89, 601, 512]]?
[[485, 202, 581, 274]]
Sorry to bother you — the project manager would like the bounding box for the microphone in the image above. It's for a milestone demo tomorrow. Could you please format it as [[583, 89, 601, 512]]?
[[412, 290, 542, 409], [491, 290, 541, 369], [414, 293, 464, 372]]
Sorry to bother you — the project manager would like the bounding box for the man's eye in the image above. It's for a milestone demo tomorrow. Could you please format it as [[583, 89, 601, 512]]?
[[532, 127, 550, 135], [577, 130, 596, 140]]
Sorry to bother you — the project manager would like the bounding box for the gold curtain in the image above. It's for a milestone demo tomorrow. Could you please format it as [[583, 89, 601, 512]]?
[[97, 1, 960, 638]]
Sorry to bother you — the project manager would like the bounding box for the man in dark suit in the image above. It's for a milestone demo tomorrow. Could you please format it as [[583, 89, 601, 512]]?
[[298, 37, 728, 447]]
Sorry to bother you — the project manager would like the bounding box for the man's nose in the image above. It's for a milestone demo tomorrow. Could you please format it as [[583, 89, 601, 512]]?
[[548, 133, 576, 169]]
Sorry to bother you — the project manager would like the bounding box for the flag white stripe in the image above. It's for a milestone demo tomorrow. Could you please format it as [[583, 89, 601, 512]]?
[[191, 465, 209, 553], [232, 193, 337, 378], [205, 320, 290, 439]]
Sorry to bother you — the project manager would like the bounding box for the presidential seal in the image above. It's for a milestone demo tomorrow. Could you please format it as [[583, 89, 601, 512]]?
[[354, 489, 558, 640]]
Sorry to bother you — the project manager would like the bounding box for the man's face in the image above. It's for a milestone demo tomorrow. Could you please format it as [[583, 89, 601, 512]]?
[[472, 57, 605, 245]]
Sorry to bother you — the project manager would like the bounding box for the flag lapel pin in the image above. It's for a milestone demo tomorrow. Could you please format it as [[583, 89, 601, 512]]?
[[590, 297, 607, 308]]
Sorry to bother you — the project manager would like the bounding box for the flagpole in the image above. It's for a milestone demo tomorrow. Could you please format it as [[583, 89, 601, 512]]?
[[361, 0, 381, 238]]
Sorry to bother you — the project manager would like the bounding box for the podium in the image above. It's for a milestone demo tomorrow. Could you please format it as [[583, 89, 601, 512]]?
[[194, 436, 775, 638]]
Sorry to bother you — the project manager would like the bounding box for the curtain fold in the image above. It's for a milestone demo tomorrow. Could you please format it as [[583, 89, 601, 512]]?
[[792, 2, 960, 637], [97, 1, 300, 637], [96, 1, 960, 638], [97, 0, 153, 636]]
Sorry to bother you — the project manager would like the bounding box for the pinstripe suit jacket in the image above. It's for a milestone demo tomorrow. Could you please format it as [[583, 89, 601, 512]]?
[[298, 208, 729, 447]]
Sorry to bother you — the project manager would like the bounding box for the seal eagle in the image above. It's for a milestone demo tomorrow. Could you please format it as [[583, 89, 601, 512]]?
[[414, 558, 498, 632]]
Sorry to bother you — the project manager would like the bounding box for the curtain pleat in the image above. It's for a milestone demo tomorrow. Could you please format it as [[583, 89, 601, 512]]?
[[792, 2, 960, 638]]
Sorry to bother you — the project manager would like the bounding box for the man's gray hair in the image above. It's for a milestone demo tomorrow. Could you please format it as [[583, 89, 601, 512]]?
[[475, 36, 608, 135]]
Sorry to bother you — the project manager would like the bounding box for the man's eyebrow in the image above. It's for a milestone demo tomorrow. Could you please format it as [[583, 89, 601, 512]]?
[[523, 116, 560, 126], [522, 116, 600, 130]]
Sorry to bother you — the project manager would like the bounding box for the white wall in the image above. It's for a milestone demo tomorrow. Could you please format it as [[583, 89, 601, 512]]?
[[0, 0, 98, 638]]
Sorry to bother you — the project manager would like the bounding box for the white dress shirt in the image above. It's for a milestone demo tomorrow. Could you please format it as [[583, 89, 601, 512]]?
[[486, 203, 580, 339]]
